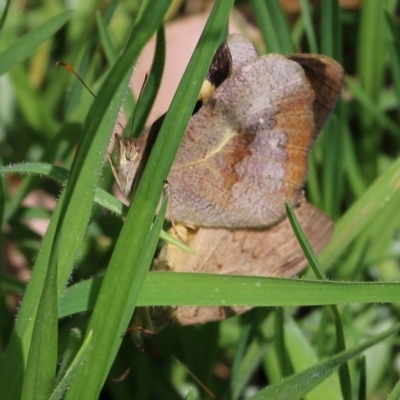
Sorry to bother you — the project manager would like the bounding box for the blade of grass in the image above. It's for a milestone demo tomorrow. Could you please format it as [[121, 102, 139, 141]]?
[[54, 0, 169, 303], [58, 274, 400, 316], [21, 237, 58, 400], [357, 357, 366, 400], [65, 197, 168, 397], [318, 0, 345, 219], [341, 122, 367, 198], [49, 330, 93, 400], [0, 161, 193, 252], [286, 202, 352, 399], [274, 308, 293, 377], [0, 2, 169, 398], [387, 377, 400, 400], [63, 1, 120, 119], [229, 320, 253, 399], [356, 0, 388, 179], [321, 116, 342, 218], [321, 0, 342, 61], [2, 123, 79, 222], [129, 26, 166, 138], [0, 190, 65, 400], [0, 11, 72, 76], [185, 388, 195, 400], [284, 318, 341, 400], [54, 328, 82, 385], [299, 0, 318, 53], [231, 336, 267, 400], [249, 322, 400, 399], [346, 76, 399, 137], [319, 153, 400, 269], [0, 163, 69, 182], [64, 2, 234, 396], [0, 0, 11, 36], [384, 10, 400, 110], [250, 0, 295, 54], [95, 11, 118, 64], [8, 64, 58, 135]]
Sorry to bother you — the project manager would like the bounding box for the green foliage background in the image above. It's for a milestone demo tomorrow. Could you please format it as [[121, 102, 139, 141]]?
[[1, 0, 400, 399]]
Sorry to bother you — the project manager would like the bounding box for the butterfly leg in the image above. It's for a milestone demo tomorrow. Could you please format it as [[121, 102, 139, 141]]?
[[163, 179, 188, 244]]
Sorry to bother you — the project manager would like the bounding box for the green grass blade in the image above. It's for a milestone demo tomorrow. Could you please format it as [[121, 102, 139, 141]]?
[[300, 0, 318, 53], [357, 0, 388, 102], [54, 329, 82, 385], [130, 26, 166, 138], [319, 154, 400, 269], [387, 376, 400, 400], [0, 1, 167, 397], [356, 0, 389, 179], [0, 162, 69, 182], [0, 162, 192, 252], [0, 0, 11, 36], [21, 238, 58, 400], [0, 11, 73, 76], [231, 327, 268, 400], [346, 76, 399, 137], [2, 123, 79, 221], [285, 202, 327, 280], [341, 122, 367, 197], [250, 0, 294, 54], [59, 274, 400, 315], [3, 4, 400, 397], [357, 357, 366, 400], [287, 202, 351, 399], [284, 319, 341, 400], [229, 322, 252, 399], [274, 308, 292, 377], [185, 388, 195, 400], [64, 1, 233, 396], [8, 64, 58, 135], [384, 10, 400, 109], [65, 199, 168, 397], [321, 0, 342, 60], [0, 192, 64, 400], [54, 0, 169, 301], [95, 11, 118, 64], [249, 322, 400, 399], [49, 330, 93, 400]]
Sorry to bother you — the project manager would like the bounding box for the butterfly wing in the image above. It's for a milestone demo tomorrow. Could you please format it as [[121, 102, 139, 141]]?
[[288, 53, 344, 133], [151, 201, 333, 327], [169, 54, 317, 228]]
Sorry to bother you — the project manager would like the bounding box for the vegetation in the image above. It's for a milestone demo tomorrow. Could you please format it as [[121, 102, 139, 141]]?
[[1, 0, 400, 399]]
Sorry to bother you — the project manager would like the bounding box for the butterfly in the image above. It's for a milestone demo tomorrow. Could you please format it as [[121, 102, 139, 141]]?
[[111, 34, 343, 230], [133, 200, 333, 332], [111, 34, 341, 333]]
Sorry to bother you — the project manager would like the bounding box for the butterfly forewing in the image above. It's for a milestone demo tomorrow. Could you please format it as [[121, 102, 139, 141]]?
[[168, 55, 316, 229], [110, 36, 343, 231]]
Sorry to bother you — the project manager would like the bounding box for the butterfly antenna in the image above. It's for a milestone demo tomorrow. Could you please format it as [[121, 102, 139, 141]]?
[[112, 365, 132, 382], [56, 61, 97, 98], [57, 61, 126, 131], [171, 355, 218, 400], [129, 73, 148, 135]]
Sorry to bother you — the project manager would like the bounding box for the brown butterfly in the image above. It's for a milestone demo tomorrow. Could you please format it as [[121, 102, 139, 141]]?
[[133, 200, 333, 333], [112, 34, 340, 333], [111, 34, 343, 230]]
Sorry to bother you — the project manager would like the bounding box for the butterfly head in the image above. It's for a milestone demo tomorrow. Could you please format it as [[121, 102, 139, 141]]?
[[110, 134, 145, 197]]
